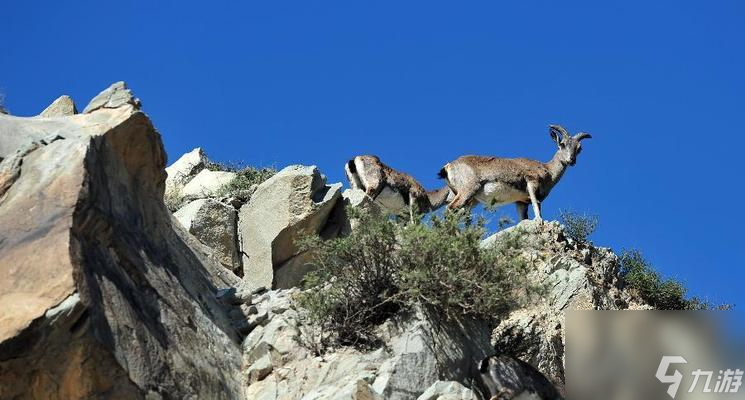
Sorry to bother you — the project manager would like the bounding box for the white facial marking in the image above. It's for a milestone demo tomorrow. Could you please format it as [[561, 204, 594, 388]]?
[[355, 158, 370, 190]]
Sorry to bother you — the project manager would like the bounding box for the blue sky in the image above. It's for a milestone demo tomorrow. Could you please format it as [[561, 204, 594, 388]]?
[[2, 1, 743, 307]]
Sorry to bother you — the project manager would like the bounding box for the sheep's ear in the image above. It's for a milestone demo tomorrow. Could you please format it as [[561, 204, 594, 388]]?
[[575, 132, 592, 141], [549, 125, 565, 145]]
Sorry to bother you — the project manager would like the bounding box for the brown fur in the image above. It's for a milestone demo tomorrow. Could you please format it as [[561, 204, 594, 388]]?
[[441, 125, 591, 220], [346, 155, 449, 215]]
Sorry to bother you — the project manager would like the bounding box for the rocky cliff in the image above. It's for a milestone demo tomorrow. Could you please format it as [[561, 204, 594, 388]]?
[[0, 83, 649, 400], [0, 83, 242, 399]]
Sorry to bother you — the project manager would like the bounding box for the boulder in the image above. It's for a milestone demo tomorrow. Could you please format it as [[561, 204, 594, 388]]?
[[237, 165, 342, 292], [417, 381, 477, 400], [165, 147, 208, 192], [174, 198, 242, 274], [181, 168, 237, 198], [0, 83, 242, 399], [39, 95, 77, 117], [82, 81, 141, 113]]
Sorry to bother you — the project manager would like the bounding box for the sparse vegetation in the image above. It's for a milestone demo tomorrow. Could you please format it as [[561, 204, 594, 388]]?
[[161, 160, 275, 212], [619, 249, 731, 310], [559, 209, 598, 243], [207, 160, 276, 198], [298, 208, 536, 350]]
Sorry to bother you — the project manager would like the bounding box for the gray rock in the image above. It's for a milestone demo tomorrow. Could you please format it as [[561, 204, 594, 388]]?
[[244, 342, 281, 384], [241, 290, 490, 399], [174, 198, 241, 274], [181, 169, 236, 198], [0, 140, 41, 199], [485, 220, 648, 385], [372, 307, 493, 400], [165, 147, 208, 193], [83, 81, 141, 113], [274, 251, 316, 289], [235, 309, 269, 336], [241, 303, 259, 316], [417, 381, 477, 400], [302, 379, 382, 400], [39, 95, 77, 117], [0, 84, 242, 399], [477, 355, 562, 399], [238, 165, 342, 292]]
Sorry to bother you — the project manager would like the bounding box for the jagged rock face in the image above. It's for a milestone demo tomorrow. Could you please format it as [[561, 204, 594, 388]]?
[[39, 95, 77, 117], [164, 149, 349, 285], [237, 165, 342, 293], [82, 81, 141, 113], [234, 288, 495, 400], [0, 83, 243, 399], [372, 309, 494, 399], [484, 220, 648, 386]]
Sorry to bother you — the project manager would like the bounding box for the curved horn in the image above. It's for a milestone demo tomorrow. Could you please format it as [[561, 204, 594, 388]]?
[[549, 125, 570, 141], [574, 132, 592, 141]]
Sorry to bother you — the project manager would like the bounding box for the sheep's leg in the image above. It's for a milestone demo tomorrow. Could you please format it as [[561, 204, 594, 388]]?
[[408, 192, 415, 223], [448, 182, 480, 210], [527, 182, 542, 222], [516, 201, 529, 221]]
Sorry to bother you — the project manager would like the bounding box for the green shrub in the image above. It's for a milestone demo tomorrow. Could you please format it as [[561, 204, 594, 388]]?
[[207, 161, 276, 198], [559, 209, 598, 243], [297, 209, 401, 348], [298, 208, 534, 349], [619, 250, 730, 310]]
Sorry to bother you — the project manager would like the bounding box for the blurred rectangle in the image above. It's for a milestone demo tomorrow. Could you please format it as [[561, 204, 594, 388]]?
[[566, 311, 745, 400]]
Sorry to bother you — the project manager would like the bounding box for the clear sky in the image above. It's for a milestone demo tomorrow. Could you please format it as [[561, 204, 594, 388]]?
[[2, 2, 743, 307]]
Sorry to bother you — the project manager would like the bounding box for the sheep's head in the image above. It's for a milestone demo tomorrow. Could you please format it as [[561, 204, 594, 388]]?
[[549, 125, 592, 166]]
